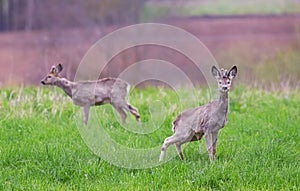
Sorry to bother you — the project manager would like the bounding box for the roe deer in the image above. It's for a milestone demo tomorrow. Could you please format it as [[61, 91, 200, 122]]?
[[41, 64, 140, 125], [159, 65, 237, 162]]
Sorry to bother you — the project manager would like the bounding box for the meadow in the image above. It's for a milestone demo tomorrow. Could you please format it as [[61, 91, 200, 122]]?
[[0, 85, 299, 190], [142, 0, 300, 21]]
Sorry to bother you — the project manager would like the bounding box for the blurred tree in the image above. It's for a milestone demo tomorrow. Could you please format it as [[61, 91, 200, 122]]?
[[0, 0, 146, 31], [0, 0, 9, 30], [0, 0, 28, 30], [25, 0, 34, 31]]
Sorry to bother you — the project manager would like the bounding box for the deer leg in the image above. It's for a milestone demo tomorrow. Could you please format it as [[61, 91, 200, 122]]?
[[160, 135, 178, 162], [175, 143, 184, 160], [126, 103, 140, 122], [83, 105, 90, 125], [113, 105, 127, 124], [160, 133, 191, 162], [211, 131, 219, 160], [205, 132, 214, 162]]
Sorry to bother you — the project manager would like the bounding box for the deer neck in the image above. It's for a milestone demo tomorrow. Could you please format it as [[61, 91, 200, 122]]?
[[54, 78, 74, 98], [217, 91, 228, 116]]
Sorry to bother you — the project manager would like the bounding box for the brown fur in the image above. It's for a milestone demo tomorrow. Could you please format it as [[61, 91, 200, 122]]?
[[41, 64, 140, 125], [159, 66, 237, 162]]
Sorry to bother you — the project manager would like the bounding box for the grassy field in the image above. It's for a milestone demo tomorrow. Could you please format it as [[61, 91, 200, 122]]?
[[0, 86, 299, 190], [142, 0, 300, 21]]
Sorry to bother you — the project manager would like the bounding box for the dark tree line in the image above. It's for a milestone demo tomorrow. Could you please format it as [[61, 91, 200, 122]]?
[[0, 0, 146, 31]]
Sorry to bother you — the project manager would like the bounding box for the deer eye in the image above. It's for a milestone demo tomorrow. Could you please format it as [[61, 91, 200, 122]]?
[[219, 81, 222, 84], [227, 81, 230, 84], [47, 76, 51, 78]]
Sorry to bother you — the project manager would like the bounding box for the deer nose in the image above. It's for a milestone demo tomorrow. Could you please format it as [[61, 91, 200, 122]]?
[[41, 81, 45, 85], [222, 87, 228, 90]]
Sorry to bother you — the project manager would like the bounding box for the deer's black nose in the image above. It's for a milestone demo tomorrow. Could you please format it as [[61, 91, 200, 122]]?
[[222, 87, 228, 90], [41, 81, 45, 85]]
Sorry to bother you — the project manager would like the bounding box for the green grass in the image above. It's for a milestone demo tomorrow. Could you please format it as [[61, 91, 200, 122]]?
[[0, 86, 299, 190], [142, 0, 300, 22], [183, 0, 300, 16]]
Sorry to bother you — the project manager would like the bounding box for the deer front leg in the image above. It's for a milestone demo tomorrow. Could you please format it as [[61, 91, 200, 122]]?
[[211, 131, 219, 161], [205, 132, 214, 162], [83, 105, 90, 125]]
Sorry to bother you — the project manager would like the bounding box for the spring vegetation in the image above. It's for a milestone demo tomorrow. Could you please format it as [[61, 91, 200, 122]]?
[[0, 84, 299, 190], [0, 1, 299, 190]]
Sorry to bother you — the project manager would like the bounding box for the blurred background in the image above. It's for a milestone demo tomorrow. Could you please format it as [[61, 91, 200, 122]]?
[[0, 0, 299, 88]]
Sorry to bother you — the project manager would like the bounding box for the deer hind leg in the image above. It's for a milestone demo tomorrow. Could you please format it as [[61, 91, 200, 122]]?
[[112, 98, 140, 123], [175, 143, 184, 160], [160, 135, 178, 162], [112, 104, 127, 124], [125, 103, 140, 122], [173, 132, 204, 160], [159, 132, 191, 162]]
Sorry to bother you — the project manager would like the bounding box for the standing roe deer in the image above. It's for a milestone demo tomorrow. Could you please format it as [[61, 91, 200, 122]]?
[[159, 65, 237, 162], [41, 64, 140, 125]]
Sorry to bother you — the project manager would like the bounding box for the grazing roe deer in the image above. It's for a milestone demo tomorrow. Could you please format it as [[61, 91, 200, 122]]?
[[41, 64, 140, 125], [159, 66, 237, 162]]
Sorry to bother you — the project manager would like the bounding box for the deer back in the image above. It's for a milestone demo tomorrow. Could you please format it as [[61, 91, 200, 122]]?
[[71, 78, 129, 106]]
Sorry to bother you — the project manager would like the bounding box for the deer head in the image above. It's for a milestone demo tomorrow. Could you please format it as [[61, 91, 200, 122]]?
[[41, 64, 63, 85], [212, 65, 237, 92]]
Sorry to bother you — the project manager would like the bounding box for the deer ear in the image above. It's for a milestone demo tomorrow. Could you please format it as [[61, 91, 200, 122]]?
[[228, 66, 237, 79], [56, 63, 63, 73], [50, 65, 56, 74], [211, 66, 221, 79]]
